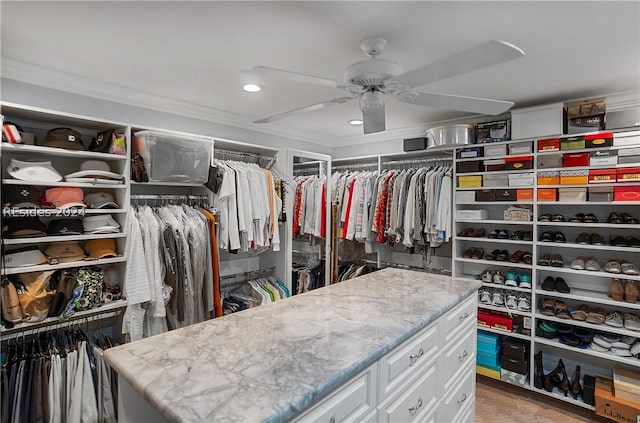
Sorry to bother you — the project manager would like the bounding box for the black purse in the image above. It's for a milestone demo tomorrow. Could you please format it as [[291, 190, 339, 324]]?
[[131, 153, 149, 182]]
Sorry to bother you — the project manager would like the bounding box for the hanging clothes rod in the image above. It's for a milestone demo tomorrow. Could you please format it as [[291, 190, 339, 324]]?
[[219, 266, 277, 287], [214, 148, 278, 169], [332, 162, 379, 171], [382, 156, 452, 166]]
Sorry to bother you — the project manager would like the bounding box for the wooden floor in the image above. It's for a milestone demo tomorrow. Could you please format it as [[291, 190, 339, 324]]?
[[476, 376, 610, 423]]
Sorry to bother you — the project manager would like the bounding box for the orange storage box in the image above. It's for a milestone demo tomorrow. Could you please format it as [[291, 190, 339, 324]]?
[[617, 167, 640, 183], [537, 188, 558, 201], [538, 171, 560, 185], [589, 168, 616, 184], [516, 189, 534, 201], [614, 186, 640, 202], [560, 169, 589, 185], [538, 138, 560, 151]]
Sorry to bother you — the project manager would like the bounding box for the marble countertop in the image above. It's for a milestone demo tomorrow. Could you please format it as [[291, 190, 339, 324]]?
[[104, 268, 481, 423]]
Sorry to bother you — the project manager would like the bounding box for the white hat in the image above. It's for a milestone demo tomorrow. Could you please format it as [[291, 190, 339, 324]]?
[[3, 247, 48, 268], [7, 159, 63, 182], [64, 160, 123, 181], [84, 192, 119, 209], [82, 215, 120, 234]]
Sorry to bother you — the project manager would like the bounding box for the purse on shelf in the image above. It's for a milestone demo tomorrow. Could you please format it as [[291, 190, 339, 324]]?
[[131, 152, 149, 182], [1, 277, 23, 323]]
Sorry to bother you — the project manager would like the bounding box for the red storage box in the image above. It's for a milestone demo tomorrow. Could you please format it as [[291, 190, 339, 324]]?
[[505, 155, 533, 170], [491, 313, 513, 332], [617, 167, 640, 183], [538, 138, 560, 151], [614, 186, 640, 202], [563, 153, 590, 167], [478, 311, 494, 327], [589, 168, 616, 184], [585, 132, 614, 148]]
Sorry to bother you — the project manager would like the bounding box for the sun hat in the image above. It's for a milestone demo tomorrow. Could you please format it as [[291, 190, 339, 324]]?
[[82, 215, 120, 234], [2, 185, 42, 208], [84, 192, 118, 209], [44, 187, 86, 209], [44, 241, 86, 264], [7, 159, 62, 182], [84, 238, 117, 259], [3, 246, 48, 268], [44, 127, 85, 150], [64, 160, 123, 181]]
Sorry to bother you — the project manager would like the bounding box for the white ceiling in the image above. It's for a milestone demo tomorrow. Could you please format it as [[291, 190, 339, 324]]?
[[2, 1, 639, 147]]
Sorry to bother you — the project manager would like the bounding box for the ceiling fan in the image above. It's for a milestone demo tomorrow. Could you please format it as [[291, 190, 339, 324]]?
[[249, 38, 525, 134]]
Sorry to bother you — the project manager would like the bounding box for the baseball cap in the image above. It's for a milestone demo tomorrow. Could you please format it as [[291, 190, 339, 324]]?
[[47, 219, 84, 236], [44, 127, 85, 151], [3, 246, 48, 268], [64, 160, 123, 181], [7, 159, 63, 182], [84, 192, 119, 209], [2, 186, 42, 208], [82, 215, 120, 234], [84, 238, 118, 259], [44, 241, 86, 264], [2, 218, 48, 238], [44, 187, 86, 209]]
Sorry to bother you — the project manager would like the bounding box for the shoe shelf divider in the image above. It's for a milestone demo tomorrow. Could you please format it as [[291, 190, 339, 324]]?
[[453, 129, 640, 412]]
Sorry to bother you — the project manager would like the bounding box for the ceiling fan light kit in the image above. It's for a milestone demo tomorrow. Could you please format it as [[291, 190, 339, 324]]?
[[250, 38, 525, 135]]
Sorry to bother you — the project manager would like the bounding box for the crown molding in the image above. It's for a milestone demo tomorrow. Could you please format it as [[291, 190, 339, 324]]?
[[1, 58, 335, 148]]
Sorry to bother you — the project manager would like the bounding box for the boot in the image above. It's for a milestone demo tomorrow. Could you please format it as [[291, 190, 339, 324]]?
[[571, 365, 583, 400], [534, 351, 544, 389], [561, 364, 571, 397], [544, 359, 564, 392]]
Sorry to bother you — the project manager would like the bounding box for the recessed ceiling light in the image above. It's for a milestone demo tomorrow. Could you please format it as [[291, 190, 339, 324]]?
[[349, 119, 363, 125], [242, 83, 262, 93]]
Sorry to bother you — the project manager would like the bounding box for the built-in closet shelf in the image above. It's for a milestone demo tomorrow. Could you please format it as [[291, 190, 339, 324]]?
[[528, 385, 595, 411], [481, 282, 532, 293], [0, 143, 128, 161], [539, 201, 640, 206], [537, 145, 634, 156], [3, 232, 126, 246], [536, 313, 640, 338], [1, 179, 127, 189], [2, 256, 126, 275], [131, 181, 205, 187], [457, 257, 533, 269], [539, 183, 620, 189], [477, 325, 531, 341], [479, 304, 532, 317], [456, 219, 533, 225], [457, 202, 534, 206], [2, 209, 127, 217], [456, 153, 534, 163], [535, 288, 640, 311], [538, 163, 640, 172], [458, 169, 536, 177], [535, 337, 640, 368], [456, 186, 518, 191], [537, 267, 640, 282], [457, 237, 533, 245], [537, 222, 639, 229], [0, 299, 127, 337], [537, 242, 640, 253]]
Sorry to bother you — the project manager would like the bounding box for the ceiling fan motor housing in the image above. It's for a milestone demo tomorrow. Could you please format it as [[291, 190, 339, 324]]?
[[343, 59, 404, 88]]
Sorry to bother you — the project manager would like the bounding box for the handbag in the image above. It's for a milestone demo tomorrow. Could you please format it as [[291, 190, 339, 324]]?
[[131, 152, 149, 182], [16, 271, 56, 322], [1, 278, 23, 322], [74, 266, 104, 311]]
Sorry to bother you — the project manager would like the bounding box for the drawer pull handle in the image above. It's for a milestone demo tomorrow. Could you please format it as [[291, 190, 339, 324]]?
[[408, 397, 423, 415], [458, 350, 468, 361], [409, 348, 424, 362], [457, 393, 467, 404], [329, 417, 335, 423], [459, 312, 469, 322]]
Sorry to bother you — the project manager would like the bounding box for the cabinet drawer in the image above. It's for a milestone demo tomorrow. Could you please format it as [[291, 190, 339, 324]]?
[[378, 362, 439, 423], [443, 324, 476, 392], [295, 365, 376, 423], [443, 295, 476, 345], [378, 322, 439, 401], [440, 361, 476, 423]]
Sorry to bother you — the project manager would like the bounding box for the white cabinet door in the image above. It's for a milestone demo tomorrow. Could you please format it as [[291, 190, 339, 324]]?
[[438, 360, 476, 423]]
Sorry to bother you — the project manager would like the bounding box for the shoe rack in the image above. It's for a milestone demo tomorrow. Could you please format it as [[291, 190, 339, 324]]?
[[453, 129, 640, 411]]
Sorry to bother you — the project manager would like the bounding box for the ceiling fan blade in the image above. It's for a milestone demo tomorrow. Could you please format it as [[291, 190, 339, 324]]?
[[245, 66, 341, 88], [398, 92, 514, 115], [362, 104, 386, 134], [394, 40, 525, 89], [253, 97, 355, 124]]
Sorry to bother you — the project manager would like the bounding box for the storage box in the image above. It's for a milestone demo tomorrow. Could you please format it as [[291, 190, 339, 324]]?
[[477, 311, 494, 328], [505, 156, 533, 170], [508, 173, 535, 187], [617, 167, 640, 182], [584, 375, 597, 406], [512, 315, 532, 336], [607, 105, 640, 131], [590, 150, 618, 166], [478, 350, 501, 371], [618, 155, 640, 165], [477, 365, 501, 380], [476, 189, 495, 202], [595, 377, 640, 423], [615, 134, 640, 147], [589, 186, 614, 202], [403, 137, 427, 152], [560, 169, 589, 185], [538, 153, 563, 169], [538, 171, 560, 185], [516, 189, 534, 201], [455, 191, 476, 203], [458, 175, 482, 188], [537, 188, 558, 202], [491, 313, 513, 331], [566, 97, 606, 134], [614, 186, 640, 201], [511, 103, 564, 139], [457, 146, 483, 159], [563, 153, 590, 167], [509, 141, 533, 155], [456, 160, 482, 173], [477, 331, 501, 349], [495, 189, 517, 201], [538, 138, 560, 152], [476, 119, 511, 143], [568, 115, 605, 134], [502, 339, 529, 361], [483, 173, 509, 187], [501, 356, 528, 375], [501, 369, 528, 386], [614, 368, 640, 404], [484, 159, 506, 172], [559, 187, 587, 202], [456, 209, 488, 220], [589, 169, 616, 184], [484, 144, 508, 157], [504, 206, 532, 221], [619, 147, 640, 157], [134, 130, 213, 183], [585, 132, 614, 148], [560, 136, 586, 151]]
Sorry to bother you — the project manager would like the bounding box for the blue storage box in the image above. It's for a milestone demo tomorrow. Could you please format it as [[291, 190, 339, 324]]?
[[477, 331, 501, 350], [477, 348, 501, 371]]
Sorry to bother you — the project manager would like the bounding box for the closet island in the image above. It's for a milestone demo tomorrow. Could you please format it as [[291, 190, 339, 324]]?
[[104, 268, 481, 423]]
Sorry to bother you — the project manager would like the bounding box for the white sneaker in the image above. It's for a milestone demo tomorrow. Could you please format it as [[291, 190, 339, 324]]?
[[611, 347, 633, 357], [481, 269, 494, 283], [492, 292, 505, 307], [479, 289, 492, 305], [605, 311, 624, 328], [624, 313, 640, 331], [593, 334, 612, 349], [517, 296, 531, 312], [630, 340, 640, 355], [505, 294, 518, 309], [590, 341, 609, 352]]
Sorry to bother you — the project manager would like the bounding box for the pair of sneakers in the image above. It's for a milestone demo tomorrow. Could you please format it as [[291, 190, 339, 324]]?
[[479, 289, 531, 311], [481, 268, 505, 284], [504, 269, 532, 289], [505, 293, 532, 312]]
